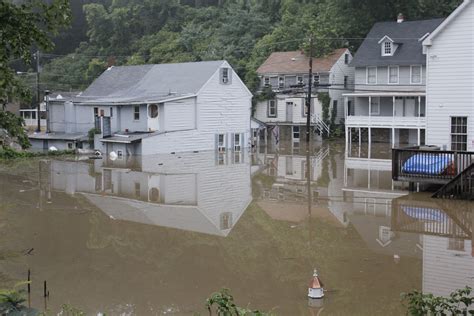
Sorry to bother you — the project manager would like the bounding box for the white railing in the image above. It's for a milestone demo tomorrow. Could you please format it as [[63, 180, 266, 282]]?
[[311, 113, 330, 136], [23, 118, 46, 127], [345, 115, 426, 128]]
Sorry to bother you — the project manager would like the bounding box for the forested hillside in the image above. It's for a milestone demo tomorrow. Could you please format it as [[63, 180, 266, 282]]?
[[38, 0, 460, 93]]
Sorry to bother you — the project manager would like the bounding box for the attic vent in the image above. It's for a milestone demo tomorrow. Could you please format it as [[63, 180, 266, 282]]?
[[220, 67, 232, 85]]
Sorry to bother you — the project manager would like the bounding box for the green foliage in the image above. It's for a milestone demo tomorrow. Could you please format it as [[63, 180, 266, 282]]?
[[0, 147, 75, 160], [88, 127, 100, 147], [36, 0, 461, 93], [0, 110, 30, 149], [206, 288, 269, 316], [0, 0, 71, 105], [402, 286, 473, 316], [0, 281, 30, 314]]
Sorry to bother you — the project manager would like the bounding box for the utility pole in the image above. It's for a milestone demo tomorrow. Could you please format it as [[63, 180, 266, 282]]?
[[35, 50, 41, 133], [305, 36, 313, 143]]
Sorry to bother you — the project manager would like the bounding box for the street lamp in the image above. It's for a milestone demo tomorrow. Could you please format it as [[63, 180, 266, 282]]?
[[44, 90, 50, 133]]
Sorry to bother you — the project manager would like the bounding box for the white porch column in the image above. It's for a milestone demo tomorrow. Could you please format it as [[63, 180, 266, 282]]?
[[417, 128, 421, 146], [345, 126, 349, 157], [358, 128, 362, 158], [368, 96, 372, 118], [368, 127, 372, 159], [391, 128, 395, 148], [418, 96, 421, 117], [344, 96, 348, 118], [392, 96, 396, 118]]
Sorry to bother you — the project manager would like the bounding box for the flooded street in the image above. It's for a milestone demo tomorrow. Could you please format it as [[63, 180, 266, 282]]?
[[0, 140, 472, 315]]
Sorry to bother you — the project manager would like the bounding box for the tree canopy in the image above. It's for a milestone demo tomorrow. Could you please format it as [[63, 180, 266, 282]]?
[[35, 0, 461, 93]]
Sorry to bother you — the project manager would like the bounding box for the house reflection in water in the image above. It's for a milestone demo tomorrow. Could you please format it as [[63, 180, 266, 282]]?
[[392, 196, 474, 297], [38, 150, 251, 236]]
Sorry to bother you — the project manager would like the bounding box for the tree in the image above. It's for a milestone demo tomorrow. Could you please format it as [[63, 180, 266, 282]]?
[[0, 0, 71, 106]]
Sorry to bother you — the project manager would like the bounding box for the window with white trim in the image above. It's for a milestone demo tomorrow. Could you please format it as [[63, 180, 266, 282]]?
[[278, 76, 284, 88], [367, 67, 377, 84], [268, 100, 277, 117], [221, 68, 230, 84], [133, 105, 140, 120], [344, 53, 349, 64], [388, 66, 399, 84], [382, 41, 392, 56], [370, 97, 380, 115], [292, 126, 300, 140], [234, 133, 241, 152], [297, 76, 303, 85], [218, 133, 226, 152], [313, 74, 320, 86], [451, 116, 467, 151], [263, 77, 269, 86], [411, 65, 422, 84]]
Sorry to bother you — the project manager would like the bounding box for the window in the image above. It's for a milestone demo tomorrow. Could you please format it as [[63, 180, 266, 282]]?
[[344, 76, 348, 88], [94, 107, 99, 117], [344, 53, 349, 64], [31, 111, 36, 119], [100, 109, 105, 117], [278, 76, 284, 89], [448, 238, 465, 251], [67, 142, 73, 149], [302, 100, 309, 117], [221, 68, 230, 84], [149, 188, 160, 202], [133, 105, 140, 120], [313, 74, 320, 86], [234, 133, 241, 152], [382, 41, 392, 56], [134, 182, 141, 198], [264, 77, 269, 86], [367, 67, 377, 84], [297, 76, 303, 85], [268, 100, 277, 117], [332, 100, 338, 117], [148, 104, 159, 118], [410, 65, 422, 84], [218, 133, 226, 152], [293, 126, 300, 140], [117, 150, 123, 158], [220, 212, 233, 230], [451, 117, 467, 151], [388, 66, 399, 84], [110, 107, 113, 117], [370, 97, 380, 115]]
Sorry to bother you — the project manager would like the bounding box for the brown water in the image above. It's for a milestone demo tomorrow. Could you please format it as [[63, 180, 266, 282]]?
[[0, 141, 472, 315]]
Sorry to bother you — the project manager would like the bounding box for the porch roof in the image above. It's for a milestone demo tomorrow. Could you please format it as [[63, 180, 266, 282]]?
[[100, 131, 161, 144], [343, 92, 425, 97]]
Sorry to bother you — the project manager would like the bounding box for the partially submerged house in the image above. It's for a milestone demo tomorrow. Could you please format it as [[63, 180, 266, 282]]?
[[29, 60, 252, 156], [344, 16, 444, 158], [253, 48, 354, 142], [422, 0, 473, 151]]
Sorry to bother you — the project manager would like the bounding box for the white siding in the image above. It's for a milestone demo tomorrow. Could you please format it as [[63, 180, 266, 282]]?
[[329, 49, 355, 122], [354, 66, 426, 92], [425, 1, 474, 150], [163, 98, 196, 132], [422, 235, 474, 297], [142, 61, 251, 154]]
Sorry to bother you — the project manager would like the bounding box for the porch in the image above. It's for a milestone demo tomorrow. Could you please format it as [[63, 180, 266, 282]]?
[[344, 93, 426, 129]]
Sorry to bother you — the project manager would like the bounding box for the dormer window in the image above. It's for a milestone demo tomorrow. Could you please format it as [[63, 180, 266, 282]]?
[[383, 41, 392, 56], [220, 67, 231, 84], [379, 36, 396, 56]]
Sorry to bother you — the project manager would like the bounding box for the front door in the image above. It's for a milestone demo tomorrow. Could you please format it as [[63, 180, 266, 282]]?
[[286, 102, 293, 122]]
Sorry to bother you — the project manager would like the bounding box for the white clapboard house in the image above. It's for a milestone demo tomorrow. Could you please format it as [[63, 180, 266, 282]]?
[[253, 48, 354, 142], [344, 16, 444, 158], [422, 0, 474, 151], [29, 61, 252, 156]]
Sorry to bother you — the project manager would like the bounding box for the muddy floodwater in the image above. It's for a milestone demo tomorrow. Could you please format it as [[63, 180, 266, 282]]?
[[0, 141, 473, 315]]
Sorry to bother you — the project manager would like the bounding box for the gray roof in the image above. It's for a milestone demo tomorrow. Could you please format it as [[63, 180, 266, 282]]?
[[75, 60, 226, 104], [351, 18, 444, 67]]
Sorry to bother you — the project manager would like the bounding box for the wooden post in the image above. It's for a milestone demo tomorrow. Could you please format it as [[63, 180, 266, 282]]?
[[43, 280, 48, 297], [27, 270, 31, 293]]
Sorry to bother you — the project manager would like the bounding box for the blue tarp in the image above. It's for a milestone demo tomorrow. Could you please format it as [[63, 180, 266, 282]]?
[[402, 154, 453, 175], [402, 205, 447, 222]]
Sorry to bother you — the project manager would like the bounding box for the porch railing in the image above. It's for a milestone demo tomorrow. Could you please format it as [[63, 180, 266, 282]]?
[[392, 146, 474, 184]]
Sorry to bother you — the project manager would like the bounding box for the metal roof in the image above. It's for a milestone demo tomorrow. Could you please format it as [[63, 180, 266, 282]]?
[[351, 18, 444, 67], [75, 60, 226, 105]]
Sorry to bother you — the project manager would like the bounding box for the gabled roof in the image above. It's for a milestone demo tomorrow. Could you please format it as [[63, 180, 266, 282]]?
[[423, 0, 472, 46], [75, 60, 226, 104], [351, 18, 444, 67], [256, 48, 348, 75]]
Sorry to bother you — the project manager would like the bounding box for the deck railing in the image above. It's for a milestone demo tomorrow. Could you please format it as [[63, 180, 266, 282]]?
[[392, 147, 474, 184]]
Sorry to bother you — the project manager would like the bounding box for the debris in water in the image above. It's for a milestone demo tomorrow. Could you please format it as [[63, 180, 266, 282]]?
[[308, 269, 324, 299]]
